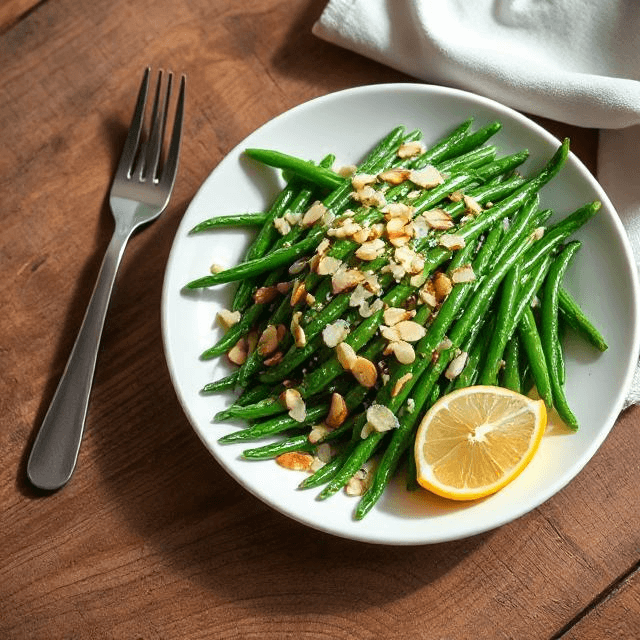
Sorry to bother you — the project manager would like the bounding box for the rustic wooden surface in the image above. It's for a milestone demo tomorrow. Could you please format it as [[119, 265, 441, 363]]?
[[1, 0, 638, 638]]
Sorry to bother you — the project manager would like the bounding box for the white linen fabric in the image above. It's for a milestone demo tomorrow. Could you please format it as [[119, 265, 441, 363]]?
[[313, 0, 640, 406]]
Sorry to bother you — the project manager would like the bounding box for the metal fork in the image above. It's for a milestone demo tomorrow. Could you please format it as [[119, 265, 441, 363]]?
[[27, 68, 186, 491]]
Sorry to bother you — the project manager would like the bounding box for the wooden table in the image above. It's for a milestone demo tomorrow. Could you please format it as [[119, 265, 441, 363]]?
[[2, 0, 639, 637]]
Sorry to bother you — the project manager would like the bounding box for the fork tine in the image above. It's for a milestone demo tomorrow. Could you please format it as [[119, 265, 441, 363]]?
[[115, 67, 151, 180], [142, 70, 172, 182], [159, 74, 186, 190]]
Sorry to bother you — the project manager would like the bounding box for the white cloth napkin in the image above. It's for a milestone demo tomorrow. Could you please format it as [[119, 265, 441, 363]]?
[[313, 0, 640, 406]]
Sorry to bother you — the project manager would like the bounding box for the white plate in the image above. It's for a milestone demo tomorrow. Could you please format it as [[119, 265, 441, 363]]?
[[161, 84, 640, 545]]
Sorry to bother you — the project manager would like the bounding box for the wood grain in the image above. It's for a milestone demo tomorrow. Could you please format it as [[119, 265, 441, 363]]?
[[1, 0, 638, 638]]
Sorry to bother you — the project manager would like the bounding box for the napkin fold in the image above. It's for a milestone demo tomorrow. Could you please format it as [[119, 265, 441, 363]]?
[[313, 0, 640, 406]]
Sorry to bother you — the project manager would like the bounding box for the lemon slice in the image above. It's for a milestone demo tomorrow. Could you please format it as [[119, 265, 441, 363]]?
[[414, 386, 547, 501]]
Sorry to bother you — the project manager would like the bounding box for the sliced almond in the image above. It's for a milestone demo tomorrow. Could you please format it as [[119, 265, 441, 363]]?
[[355, 238, 386, 261], [288, 259, 307, 275], [290, 280, 307, 306], [394, 245, 424, 275], [433, 272, 453, 301], [216, 308, 241, 330], [366, 403, 400, 433], [253, 286, 279, 304], [322, 319, 350, 348], [391, 340, 416, 364], [336, 342, 357, 370], [423, 208, 454, 230], [445, 351, 469, 380], [383, 307, 413, 326], [282, 388, 306, 422], [209, 262, 225, 274], [257, 324, 279, 356], [305, 293, 316, 306], [439, 234, 466, 251], [301, 201, 327, 227], [291, 311, 306, 348], [276, 451, 313, 471], [316, 238, 331, 256], [378, 168, 411, 185], [316, 255, 343, 276], [351, 173, 377, 191], [351, 356, 378, 388], [352, 185, 387, 209], [284, 211, 302, 226], [397, 140, 426, 158], [463, 194, 483, 215], [331, 267, 365, 294], [326, 392, 348, 428], [392, 372, 413, 397], [449, 190, 464, 202], [383, 202, 414, 220], [395, 320, 427, 342], [227, 338, 248, 365], [276, 281, 292, 294], [273, 217, 291, 235], [263, 351, 283, 366], [359, 298, 384, 318], [308, 424, 333, 444], [409, 166, 444, 189], [531, 227, 545, 241], [380, 324, 401, 342], [451, 264, 476, 284], [349, 283, 373, 308]]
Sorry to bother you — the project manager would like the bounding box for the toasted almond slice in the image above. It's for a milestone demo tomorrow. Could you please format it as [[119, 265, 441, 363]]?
[[263, 351, 283, 366], [378, 168, 411, 185], [366, 403, 400, 433], [391, 340, 416, 364], [227, 338, 248, 365], [352, 227, 373, 244], [423, 208, 454, 230], [322, 319, 350, 348], [383, 203, 413, 220], [349, 283, 374, 308], [383, 260, 407, 282], [352, 185, 387, 208], [291, 311, 306, 348], [363, 272, 382, 295], [397, 140, 426, 158], [336, 164, 357, 178], [351, 356, 378, 387], [254, 285, 279, 304], [451, 264, 476, 284], [436, 337, 453, 353], [445, 351, 469, 380], [316, 255, 343, 276], [209, 262, 225, 274], [217, 308, 241, 330], [331, 267, 365, 294], [449, 190, 464, 202], [316, 443, 333, 464], [273, 217, 291, 235], [531, 227, 545, 241], [383, 307, 413, 326], [289, 258, 308, 275], [394, 245, 424, 274], [326, 392, 348, 428], [257, 324, 279, 356], [276, 324, 287, 342], [301, 201, 327, 227], [276, 451, 314, 471], [355, 238, 386, 261], [308, 424, 333, 444], [409, 166, 444, 189], [276, 281, 292, 294], [290, 280, 307, 306], [380, 325, 401, 342], [392, 372, 413, 397], [433, 272, 453, 302], [463, 194, 483, 215], [410, 271, 428, 288], [246, 330, 259, 355], [305, 293, 316, 306], [284, 211, 302, 226], [351, 173, 377, 191], [282, 388, 306, 422], [395, 320, 427, 342], [336, 342, 357, 370], [419, 282, 438, 307], [439, 234, 466, 251]]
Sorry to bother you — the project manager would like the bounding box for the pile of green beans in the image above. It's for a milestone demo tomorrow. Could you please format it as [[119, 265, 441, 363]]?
[[185, 119, 607, 519]]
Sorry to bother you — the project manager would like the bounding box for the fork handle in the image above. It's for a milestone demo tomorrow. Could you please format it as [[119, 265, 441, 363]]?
[[27, 228, 131, 490]]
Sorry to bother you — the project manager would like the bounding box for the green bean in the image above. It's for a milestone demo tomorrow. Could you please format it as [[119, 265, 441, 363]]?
[[242, 434, 314, 459], [235, 383, 273, 406], [427, 121, 501, 164], [298, 439, 359, 489], [451, 320, 494, 390], [200, 372, 238, 394], [518, 306, 553, 407], [218, 404, 329, 444], [415, 119, 473, 165], [437, 145, 496, 173], [501, 335, 522, 392], [541, 241, 581, 430], [244, 148, 346, 191], [558, 287, 607, 351], [478, 263, 521, 385], [190, 212, 268, 233]]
